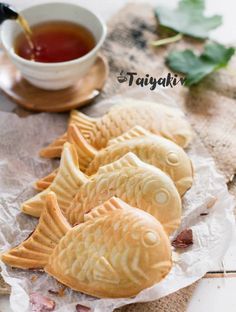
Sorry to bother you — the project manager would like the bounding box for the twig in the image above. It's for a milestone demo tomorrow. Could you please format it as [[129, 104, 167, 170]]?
[[150, 33, 183, 47]]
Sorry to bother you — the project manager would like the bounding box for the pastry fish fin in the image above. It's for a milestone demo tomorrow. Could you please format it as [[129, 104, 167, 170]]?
[[108, 126, 151, 146], [22, 143, 88, 218], [36, 122, 98, 191], [68, 124, 97, 172], [2, 192, 71, 269], [97, 152, 143, 174], [40, 132, 68, 159], [84, 197, 129, 221], [34, 168, 59, 191], [175, 176, 193, 197], [70, 110, 98, 141], [93, 256, 120, 284]]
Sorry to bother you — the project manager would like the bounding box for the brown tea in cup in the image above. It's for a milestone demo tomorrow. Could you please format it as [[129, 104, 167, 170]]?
[[14, 21, 96, 63]]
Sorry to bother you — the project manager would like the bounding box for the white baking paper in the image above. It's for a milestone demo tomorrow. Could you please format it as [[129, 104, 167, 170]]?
[[0, 91, 235, 312]]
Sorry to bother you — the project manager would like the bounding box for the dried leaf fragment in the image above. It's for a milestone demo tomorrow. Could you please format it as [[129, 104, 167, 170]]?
[[48, 289, 59, 295], [48, 286, 65, 297], [76, 304, 91, 312], [172, 229, 193, 249], [30, 292, 55, 312]]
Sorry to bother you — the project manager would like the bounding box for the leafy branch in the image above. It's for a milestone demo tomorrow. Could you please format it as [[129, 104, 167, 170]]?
[[150, 0, 235, 86]]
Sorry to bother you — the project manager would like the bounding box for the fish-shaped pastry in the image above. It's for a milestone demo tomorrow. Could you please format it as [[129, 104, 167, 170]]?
[[40, 98, 193, 158], [2, 194, 172, 298], [22, 143, 182, 234], [36, 125, 193, 196]]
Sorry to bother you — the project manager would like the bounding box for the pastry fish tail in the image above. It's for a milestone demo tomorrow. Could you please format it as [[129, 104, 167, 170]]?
[[22, 143, 88, 218], [39, 110, 97, 159], [35, 125, 97, 191], [35, 168, 59, 191], [68, 124, 97, 172], [70, 110, 98, 141], [40, 132, 68, 159], [2, 192, 71, 269]]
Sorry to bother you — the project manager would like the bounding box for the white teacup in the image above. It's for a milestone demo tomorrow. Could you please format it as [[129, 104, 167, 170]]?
[[1, 2, 107, 90]]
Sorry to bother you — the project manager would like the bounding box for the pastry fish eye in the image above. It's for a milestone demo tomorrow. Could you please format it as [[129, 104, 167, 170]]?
[[142, 231, 160, 247], [155, 189, 169, 205], [166, 152, 179, 166]]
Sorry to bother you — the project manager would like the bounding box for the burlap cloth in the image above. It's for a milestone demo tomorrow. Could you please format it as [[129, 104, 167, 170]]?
[[1, 3, 236, 311], [101, 4, 236, 311]]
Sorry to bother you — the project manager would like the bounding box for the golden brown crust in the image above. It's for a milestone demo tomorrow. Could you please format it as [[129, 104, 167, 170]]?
[[36, 126, 193, 196], [21, 143, 88, 217], [45, 197, 172, 298], [40, 99, 193, 159], [107, 126, 151, 146], [3, 195, 172, 298], [3, 196, 172, 298], [39, 110, 98, 159], [65, 152, 182, 235], [86, 131, 193, 196], [67, 124, 97, 172], [40, 132, 68, 159], [30, 144, 182, 234], [88, 100, 193, 149], [84, 196, 127, 221], [35, 169, 58, 191], [2, 192, 71, 269]]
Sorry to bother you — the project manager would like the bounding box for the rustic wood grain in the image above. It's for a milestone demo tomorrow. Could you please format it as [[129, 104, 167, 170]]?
[[0, 53, 108, 112]]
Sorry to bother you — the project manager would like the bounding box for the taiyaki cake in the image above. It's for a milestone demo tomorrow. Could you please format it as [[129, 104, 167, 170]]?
[[36, 125, 193, 196], [22, 144, 182, 234], [21, 143, 87, 218], [40, 98, 193, 158], [2, 194, 172, 298]]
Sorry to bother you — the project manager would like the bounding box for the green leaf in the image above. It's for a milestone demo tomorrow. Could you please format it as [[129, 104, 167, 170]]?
[[155, 0, 222, 39], [201, 43, 235, 66], [166, 42, 235, 86]]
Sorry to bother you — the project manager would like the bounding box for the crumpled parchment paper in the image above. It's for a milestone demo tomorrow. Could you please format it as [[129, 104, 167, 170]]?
[[0, 91, 235, 312]]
